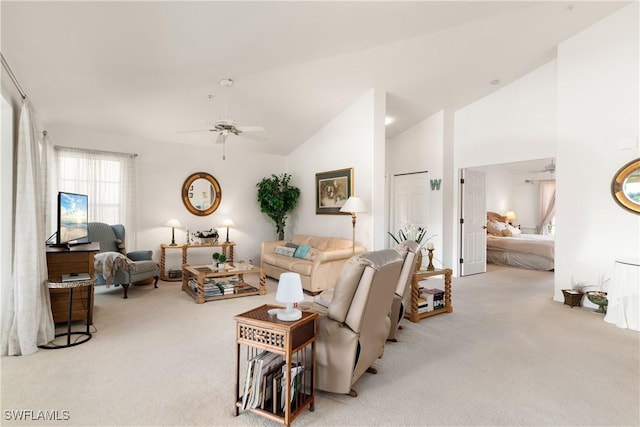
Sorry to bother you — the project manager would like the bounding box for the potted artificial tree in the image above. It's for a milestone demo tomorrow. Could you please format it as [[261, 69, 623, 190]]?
[[256, 173, 301, 240]]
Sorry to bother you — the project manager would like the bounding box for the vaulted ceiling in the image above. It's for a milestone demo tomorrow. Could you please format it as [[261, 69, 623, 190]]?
[[1, 1, 627, 155]]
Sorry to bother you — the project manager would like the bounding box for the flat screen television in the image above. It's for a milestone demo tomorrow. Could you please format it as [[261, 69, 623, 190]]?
[[56, 191, 89, 245]]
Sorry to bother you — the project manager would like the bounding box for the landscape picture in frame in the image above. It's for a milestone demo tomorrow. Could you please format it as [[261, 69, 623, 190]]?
[[315, 168, 353, 214]]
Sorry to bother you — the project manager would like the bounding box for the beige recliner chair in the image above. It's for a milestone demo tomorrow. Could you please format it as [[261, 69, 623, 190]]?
[[310, 249, 404, 397], [387, 240, 421, 342]]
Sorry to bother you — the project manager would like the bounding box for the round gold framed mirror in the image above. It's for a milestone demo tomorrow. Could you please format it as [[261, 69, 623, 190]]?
[[611, 157, 640, 214], [182, 172, 222, 216]]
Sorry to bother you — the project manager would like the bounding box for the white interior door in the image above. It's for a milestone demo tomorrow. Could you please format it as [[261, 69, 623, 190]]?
[[391, 172, 429, 243], [460, 168, 486, 276]]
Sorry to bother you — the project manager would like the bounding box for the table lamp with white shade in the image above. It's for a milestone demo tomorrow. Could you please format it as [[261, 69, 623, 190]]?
[[275, 272, 304, 321], [221, 219, 235, 243], [339, 196, 367, 255], [164, 219, 182, 246], [505, 210, 517, 225]]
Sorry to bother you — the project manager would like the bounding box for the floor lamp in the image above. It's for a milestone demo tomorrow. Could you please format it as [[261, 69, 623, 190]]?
[[340, 196, 367, 255]]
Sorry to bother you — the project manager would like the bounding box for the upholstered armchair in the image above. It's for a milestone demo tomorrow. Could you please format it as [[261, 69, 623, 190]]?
[[310, 249, 403, 396], [387, 240, 421, 341], [88, 222, 159, 298]]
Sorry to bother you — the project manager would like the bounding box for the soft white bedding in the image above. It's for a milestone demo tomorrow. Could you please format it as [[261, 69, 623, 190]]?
[[486, 234, 554, 271]]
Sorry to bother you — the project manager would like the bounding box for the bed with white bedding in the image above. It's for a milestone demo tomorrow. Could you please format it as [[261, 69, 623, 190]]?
[[486, 211, 554, 271]]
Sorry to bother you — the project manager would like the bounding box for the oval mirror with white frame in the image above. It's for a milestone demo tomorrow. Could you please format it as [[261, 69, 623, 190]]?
[[611, 158, 640, 214], [182, 172, 222, 216]]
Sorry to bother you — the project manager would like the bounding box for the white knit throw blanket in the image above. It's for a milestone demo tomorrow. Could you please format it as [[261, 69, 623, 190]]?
[[94, 252, 137, 286]]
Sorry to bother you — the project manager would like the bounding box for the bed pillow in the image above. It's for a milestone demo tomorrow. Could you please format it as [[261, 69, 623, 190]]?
[[487, 221, 504, 236], [506, 224, 522, 236], [274, 245, 296, 257]]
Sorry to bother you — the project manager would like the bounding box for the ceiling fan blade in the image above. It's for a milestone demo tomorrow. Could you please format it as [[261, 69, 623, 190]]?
[[238, 132, 268, 142], [236, 125, 265, 133], [176, 129, 212, 134]]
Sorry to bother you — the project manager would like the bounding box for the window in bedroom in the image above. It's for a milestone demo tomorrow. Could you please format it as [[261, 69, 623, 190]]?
[[53, 146, 137, 247]]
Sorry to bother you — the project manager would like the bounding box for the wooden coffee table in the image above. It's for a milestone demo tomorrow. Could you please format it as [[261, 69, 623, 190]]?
[[182, 264, 266, 304]]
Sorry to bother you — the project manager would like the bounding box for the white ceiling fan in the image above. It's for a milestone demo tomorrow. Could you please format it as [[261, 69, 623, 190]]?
[[177, 78, 266, 159], [530, 159, 556, 174]]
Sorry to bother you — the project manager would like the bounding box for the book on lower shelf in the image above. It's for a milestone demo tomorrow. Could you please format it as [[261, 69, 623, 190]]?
[[190, 278, 256, 296], [241, 351, 284, 411], [420, 288, 444, 311]]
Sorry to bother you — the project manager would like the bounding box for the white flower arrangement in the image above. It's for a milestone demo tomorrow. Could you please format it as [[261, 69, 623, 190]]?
[[387, 223, 435, 248]]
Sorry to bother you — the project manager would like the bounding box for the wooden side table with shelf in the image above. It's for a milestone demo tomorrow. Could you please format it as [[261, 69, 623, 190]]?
[[160, 242, 235, 281], [234, 304, 318, 427], [406, 268, 453, 323]]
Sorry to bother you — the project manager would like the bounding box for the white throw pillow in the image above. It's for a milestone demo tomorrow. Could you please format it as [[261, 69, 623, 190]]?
[[507, 224, 522, 235]]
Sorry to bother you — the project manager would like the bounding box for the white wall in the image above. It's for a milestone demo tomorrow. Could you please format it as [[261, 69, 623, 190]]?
[[555, 3, 639, 298], [455, 60, 557, 168], [46, 125, 286, 270], [288, 89, 383, 251], [387, 110, 445, 258]]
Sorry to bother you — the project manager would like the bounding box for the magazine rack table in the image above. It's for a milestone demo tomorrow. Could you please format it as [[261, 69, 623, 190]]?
[[234, 304, 318, 427]]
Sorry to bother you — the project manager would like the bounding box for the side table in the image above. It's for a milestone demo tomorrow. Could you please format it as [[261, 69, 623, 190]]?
[[160, 242, 236, 281], [234, 304, 317, 427], [407, 268, 453, 323], [40, 278, 95, 349]]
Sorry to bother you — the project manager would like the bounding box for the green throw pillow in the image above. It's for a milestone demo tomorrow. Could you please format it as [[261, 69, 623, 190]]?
[[294, 245, 311, 259]]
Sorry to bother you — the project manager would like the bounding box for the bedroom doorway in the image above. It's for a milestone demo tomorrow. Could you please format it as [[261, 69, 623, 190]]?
[[459, 168, 487, 276]]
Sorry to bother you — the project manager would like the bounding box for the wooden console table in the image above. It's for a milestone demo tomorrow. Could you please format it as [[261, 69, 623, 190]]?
[[160, 242, 235, 281], [234, 304, 317, 427], [406, 267, 453, 323]]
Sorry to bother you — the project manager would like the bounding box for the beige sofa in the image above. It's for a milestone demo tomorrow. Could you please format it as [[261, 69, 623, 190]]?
[[261, 234, 366, 294]]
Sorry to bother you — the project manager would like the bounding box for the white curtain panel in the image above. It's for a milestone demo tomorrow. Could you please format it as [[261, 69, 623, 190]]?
[[1, 99, 54, 356], [54, 147, 137, 249], [538, 181, 556, 235]]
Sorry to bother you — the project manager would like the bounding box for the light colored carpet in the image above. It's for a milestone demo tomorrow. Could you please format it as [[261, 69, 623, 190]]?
[[1, 265, 638, 426]]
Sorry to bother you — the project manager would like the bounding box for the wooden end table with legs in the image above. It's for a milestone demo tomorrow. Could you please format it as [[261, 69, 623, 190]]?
[[234, 304, 317, 427]]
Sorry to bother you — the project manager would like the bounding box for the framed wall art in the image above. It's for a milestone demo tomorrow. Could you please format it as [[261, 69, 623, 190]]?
[[315, 167, 353, 214]]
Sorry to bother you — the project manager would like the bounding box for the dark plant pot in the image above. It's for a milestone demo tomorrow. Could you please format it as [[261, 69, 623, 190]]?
[[562, 289, 584, 308]]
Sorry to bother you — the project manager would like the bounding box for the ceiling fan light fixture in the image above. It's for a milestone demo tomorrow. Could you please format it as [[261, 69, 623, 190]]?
[[219, 78, 233, 87]]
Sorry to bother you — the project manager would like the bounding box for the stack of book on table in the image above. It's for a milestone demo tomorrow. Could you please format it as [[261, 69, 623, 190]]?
[[416, 280, 444, 313], [241, 351, 305, 413], [189, 277, 250, 296]]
